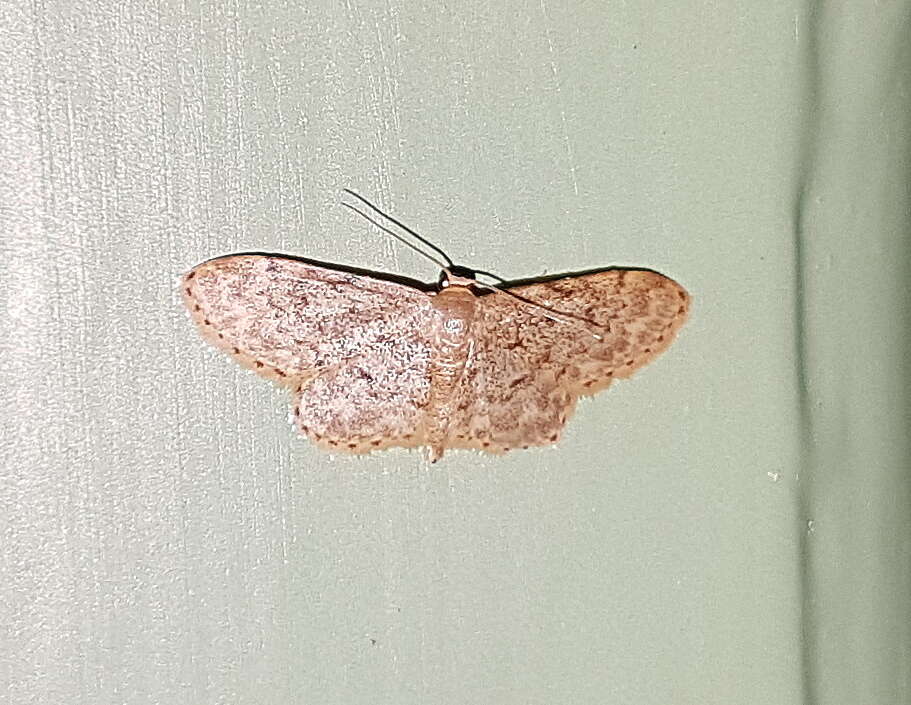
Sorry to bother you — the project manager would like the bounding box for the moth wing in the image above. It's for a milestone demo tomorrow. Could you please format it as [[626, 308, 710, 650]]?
[[182, 255, 437, 384], [448, 269, 689, 452], [500, 269, 690, 389], [291, 345, 432, 453], [447, 359, 577, 453]]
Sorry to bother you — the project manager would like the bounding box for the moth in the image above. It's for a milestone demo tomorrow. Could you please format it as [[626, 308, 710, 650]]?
[[182, 193, 690, 461]]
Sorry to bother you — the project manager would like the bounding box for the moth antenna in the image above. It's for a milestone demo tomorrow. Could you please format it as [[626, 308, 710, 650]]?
[[341, 189, 456, 269], [472, 268, 507, 283], [472, 278, 609, 341], [341, 201, 452, 273], [340, 190, 606, 342]]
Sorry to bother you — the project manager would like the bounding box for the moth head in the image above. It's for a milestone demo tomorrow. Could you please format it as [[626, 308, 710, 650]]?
[[439, 265, 477, 290]]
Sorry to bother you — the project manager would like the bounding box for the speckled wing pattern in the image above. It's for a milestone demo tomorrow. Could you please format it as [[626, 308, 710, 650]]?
[[182, 255, 439, 451], [448, 270, 690, 453], [183, 256, 689, 459]]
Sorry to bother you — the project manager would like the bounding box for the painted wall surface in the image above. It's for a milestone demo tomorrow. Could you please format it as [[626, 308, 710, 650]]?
[[2, 2, 909, 704]]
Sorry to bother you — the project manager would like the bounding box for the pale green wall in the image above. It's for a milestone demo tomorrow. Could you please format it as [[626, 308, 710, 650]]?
[[2, 1, 909, 704]]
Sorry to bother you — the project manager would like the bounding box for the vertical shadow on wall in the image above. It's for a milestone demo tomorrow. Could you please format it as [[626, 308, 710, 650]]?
[[793, 5, 911, 704], [791, 3, 822, 704], [895, 21, 911, 696]]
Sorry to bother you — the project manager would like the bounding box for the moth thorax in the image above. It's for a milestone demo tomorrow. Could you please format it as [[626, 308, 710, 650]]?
[[432, 286, 478, 323]]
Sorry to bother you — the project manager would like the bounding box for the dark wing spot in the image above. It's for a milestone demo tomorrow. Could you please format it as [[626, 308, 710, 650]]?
[[254, 361, 264, 368], [184, 287, 192, 296], [509, 375, 530, 389], [371, 440, 381, 446], [548, 434, 558, 442]]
